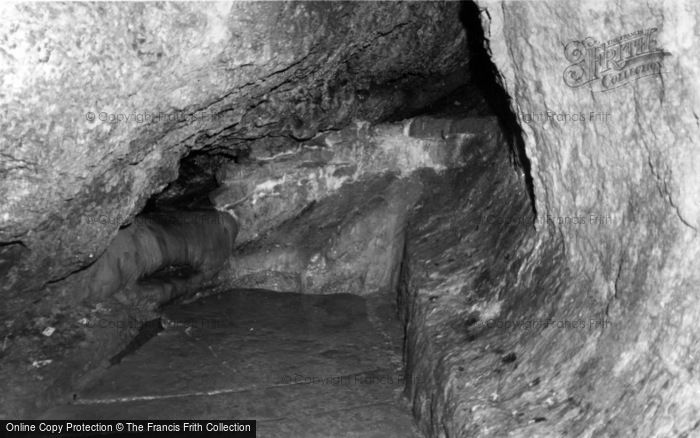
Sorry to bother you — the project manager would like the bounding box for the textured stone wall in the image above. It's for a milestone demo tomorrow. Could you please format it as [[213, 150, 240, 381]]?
[[210, 112, 499, 295], [473, 0, 700, 435], [397, 2, 700, 437]]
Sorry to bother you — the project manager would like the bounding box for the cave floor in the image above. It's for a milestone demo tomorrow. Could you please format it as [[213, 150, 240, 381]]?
[[43, 289, 421, 437]]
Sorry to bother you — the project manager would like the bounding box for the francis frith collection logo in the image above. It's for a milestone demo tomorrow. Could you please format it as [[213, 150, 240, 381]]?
[[563, 27, 670, 92]]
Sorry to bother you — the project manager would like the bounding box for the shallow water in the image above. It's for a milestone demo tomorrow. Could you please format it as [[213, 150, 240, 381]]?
[[43, 289, 420, 437]]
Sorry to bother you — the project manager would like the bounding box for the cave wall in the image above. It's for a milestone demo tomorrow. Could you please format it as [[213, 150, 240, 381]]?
[[3, 1, 697, 433], [0, 1, 469, 297], [398, 2, 700, 437], [213, 112, 500, 294], [478, 0, 700, 435]]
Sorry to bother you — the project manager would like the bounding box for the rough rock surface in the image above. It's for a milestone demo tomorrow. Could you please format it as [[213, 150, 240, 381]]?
[[400, 144, 567, 438], [5, 2, 697, 436], [0, 97, 500, 419], [211, 115, 498, 245], [0, 2, 469, 418], [0, 1, 468, 297], [210, 112, 500, 295], [400, 1, 700, 437], [222, 173, 420, 295]]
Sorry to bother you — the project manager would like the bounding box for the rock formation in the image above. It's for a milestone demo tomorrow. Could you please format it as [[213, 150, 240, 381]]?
[[399, 1, 700, 436], [0, 1, 468, 297], [1, 1, 698, 436]]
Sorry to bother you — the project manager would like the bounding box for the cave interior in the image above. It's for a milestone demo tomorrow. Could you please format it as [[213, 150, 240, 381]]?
[[1, 1, 698, 437]]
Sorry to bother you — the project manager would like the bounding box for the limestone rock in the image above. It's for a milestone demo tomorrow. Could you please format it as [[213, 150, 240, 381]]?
[[211, 116, 499, 244], [400, 1, 700, 436], [0, 1, 468, 297], [209, 112, 501, 296]]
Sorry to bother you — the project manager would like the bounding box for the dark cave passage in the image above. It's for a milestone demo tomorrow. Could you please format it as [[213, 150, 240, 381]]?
[[6, 3, 544, 434], [37, 81, 538, 436]]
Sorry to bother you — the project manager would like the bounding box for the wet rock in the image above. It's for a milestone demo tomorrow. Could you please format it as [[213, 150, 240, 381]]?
[[43, 290, 420, 437]]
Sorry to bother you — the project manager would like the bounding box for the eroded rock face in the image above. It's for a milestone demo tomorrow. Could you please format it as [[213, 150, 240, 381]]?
[[400, 1, 700, 436], [7, 2, 696, 434], [0, 1, 468, 297], [0, 2, 474, 418], [224, 173, 421, 295], [211, 115, 500, 243], [488, 1, 700, 435], [400, 146, 556, 438], [208, 110, 498, 295]]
